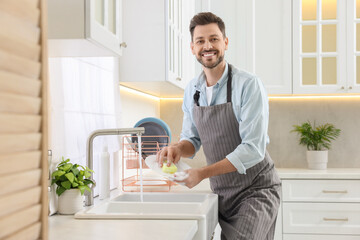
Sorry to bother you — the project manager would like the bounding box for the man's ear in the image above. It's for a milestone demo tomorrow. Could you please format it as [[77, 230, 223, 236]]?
[[224, 37, 229, 50], [190, 42, 195, 55]]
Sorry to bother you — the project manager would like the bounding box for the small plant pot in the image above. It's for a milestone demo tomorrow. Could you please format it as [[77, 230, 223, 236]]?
[[58, 189, 84, 215], [306, 150, 328, 170]]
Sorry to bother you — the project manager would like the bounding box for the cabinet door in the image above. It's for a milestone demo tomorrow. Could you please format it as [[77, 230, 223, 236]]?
[[293, 0, 347, 94], [283, 202, 360, 235], [167, 0, 195, 90], [119, 0, 195, 97], [221, 0, 292, 95], [86, 0, 123, 55], [347, 0, 360, 92], [282, 179, 360, 202], [274, 200, 283, 240]]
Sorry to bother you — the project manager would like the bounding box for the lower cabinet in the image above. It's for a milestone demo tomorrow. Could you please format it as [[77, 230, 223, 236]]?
[[274, 201, 282, 240], [277, 179, 360, 239], [283, 203, 360, 235]]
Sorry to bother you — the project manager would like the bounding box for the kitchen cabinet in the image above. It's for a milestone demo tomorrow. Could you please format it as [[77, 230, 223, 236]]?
[[48, 0, 124, 57], [211, 0, 360, 95], [293, 0, 360, 94], [276, 168, 360, 240], [235, 0, 292, 95], [118, 0, 195, 98]]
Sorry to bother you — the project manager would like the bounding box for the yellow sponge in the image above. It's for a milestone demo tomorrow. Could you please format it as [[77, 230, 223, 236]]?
[[162, 161, 177, 174]]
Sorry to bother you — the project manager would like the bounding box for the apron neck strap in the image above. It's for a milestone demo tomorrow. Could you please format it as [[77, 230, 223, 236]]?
[[227, 64, 232, 103], [193, 64, 233, 106]]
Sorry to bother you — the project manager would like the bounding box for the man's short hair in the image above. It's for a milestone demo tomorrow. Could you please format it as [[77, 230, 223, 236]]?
[[189, 12, 226, 41]]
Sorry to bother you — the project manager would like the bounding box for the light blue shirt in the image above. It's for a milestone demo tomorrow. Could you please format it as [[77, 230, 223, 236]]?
[[180, 63, 270, 174]]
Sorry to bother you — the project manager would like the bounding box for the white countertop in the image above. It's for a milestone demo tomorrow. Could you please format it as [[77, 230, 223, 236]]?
[[277, 168, 360, 179]]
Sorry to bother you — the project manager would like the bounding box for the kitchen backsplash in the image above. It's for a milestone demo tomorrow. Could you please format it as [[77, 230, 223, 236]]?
[[160, 97, 360, 169]]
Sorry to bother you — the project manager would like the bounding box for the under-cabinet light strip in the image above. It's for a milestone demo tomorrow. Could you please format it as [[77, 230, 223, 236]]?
[[119, 85, 159, 101], [120, 85, 360, 100]]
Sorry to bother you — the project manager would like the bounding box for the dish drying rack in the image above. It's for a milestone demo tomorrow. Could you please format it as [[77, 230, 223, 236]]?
[[121, 135, 174, 192]]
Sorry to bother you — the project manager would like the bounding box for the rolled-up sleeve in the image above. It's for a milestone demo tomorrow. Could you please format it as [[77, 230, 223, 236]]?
[[226, 77, 269, 174]]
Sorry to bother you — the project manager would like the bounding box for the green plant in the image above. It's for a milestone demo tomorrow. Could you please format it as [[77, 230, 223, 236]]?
[[291, 121, 341, 151], [51, 157, 95, 196]]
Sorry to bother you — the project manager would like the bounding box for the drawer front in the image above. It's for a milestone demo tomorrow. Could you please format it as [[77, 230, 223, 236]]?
[[283, 203, 360, 235], [282, 180, 360, 202], [283, 234, 360, 240]]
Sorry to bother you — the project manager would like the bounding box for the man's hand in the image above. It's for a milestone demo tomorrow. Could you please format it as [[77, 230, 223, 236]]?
[[156, 145, 182, 167], [156, 140, 196, 167], [176, 168, 204, 189]]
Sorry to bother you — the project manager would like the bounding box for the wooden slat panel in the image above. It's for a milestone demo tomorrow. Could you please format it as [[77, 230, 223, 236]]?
[[0, 151, 41, 175], [0, 1, 40, 26], [24, 0, 40, 9], [0, 187, 41, 218], [0, 49, 41, 79], [0, 169, 41, 197], [0, 9, 40, 44], [4, 222, 41, 240], [0, 93, 41, 114], [0, 34, 41, 61], [0, 70, 41, 97], [39, 0, 49, 238], [0, 114, 41, 134], [0, 133, 41, 155], [1, 0, 39, 12], [0, 204, 41, 239]]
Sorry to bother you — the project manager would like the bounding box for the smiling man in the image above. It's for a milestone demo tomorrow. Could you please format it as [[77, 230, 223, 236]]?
[[157, 12, 281, 240]]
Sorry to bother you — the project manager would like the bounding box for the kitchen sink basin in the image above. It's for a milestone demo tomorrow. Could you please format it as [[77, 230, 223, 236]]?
[[75, 192, 218, 240]]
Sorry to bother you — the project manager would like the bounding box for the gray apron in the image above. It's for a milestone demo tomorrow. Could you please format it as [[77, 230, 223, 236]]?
[[192, 65, 281, 240]]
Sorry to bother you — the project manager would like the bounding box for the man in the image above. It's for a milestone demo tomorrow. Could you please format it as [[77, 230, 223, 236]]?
[[157, 12, 281, 240]]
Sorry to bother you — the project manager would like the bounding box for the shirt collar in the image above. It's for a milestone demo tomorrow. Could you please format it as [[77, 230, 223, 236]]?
[[194, 63, 229, 92]]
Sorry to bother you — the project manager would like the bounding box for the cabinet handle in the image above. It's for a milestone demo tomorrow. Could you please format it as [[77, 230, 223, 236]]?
[[120, 42, 127, 48], [323, 217, 348, 222], [176, 77, 181, 81], [341, 86, 345, 90], [349, 86, 353, 90], [322, 190, 348, 194]]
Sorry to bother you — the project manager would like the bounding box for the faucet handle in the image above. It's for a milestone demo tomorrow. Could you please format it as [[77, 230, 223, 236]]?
[[84, 179, 96, 197], [90, 179, 96, 189]]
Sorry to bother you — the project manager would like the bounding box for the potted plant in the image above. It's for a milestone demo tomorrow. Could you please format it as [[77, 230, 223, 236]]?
[[51, 157, 95, 214], [291, 121, 341, 170]]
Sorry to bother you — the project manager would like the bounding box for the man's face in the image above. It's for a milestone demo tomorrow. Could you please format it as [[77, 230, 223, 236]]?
[[191, 23, 228, 69]]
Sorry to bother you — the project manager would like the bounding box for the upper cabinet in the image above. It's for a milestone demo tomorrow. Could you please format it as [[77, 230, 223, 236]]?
[[214, 0, 360, 95], [293, 0, 360, 94], [209, 0, 292, 95], [48, 0, 124, 57], [118, 0, 195, 98], [244, 0, 292, 95]]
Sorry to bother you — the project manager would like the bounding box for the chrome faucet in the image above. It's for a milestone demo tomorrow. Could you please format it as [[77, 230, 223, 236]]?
[[85, 127, 145, 206]]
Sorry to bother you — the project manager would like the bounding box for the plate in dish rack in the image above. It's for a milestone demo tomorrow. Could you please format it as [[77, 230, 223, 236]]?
[[145, 155, 191, 185]]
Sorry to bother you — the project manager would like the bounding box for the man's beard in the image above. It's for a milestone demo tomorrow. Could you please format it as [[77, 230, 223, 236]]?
[[196, 52, 224, 69]]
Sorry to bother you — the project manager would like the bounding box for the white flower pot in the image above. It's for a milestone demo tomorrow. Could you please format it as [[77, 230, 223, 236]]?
[[306, 150, 328, 170], [58, 189, 84, 215]]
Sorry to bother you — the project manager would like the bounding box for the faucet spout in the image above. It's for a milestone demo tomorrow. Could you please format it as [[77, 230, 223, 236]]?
[[85, 127, 145, 206]]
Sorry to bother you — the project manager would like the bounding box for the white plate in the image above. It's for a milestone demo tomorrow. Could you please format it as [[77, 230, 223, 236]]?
[[145, 155, 191, 185]]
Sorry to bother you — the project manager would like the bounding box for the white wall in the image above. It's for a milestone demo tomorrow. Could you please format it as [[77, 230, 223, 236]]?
[[160, 98, 360, 169], [119, 87, 160, 128], [49, 57, 122, 193]]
